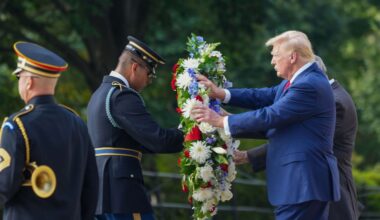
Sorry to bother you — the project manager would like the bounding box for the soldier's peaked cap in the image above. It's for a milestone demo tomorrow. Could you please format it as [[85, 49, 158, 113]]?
[[13, 41, 68, 78], [125, 36, 165, 73]]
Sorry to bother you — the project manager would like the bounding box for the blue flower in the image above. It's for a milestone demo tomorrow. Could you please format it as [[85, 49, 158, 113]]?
[[189, 53, 194, 58], [188, 81, 198, 97], [206, 137, 216, 144], [187, 68, 196, 78], [196, 36, 204, 42], [209, 99, 221, 113]]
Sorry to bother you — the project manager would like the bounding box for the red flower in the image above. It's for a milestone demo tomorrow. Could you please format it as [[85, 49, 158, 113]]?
[[222, 144, 227, 149], [184, 150, 190, 158], [171, 73, 177, 91], [201, 181, 213, 188], [195, 95, 203, 102], [188, 196, 193, 204], [182, 183, 189, 192], [177, 157, 182, 166], [184, 126, 202, 142], [176, 107, 182, 115], [220, 163, 228, 172], [210, 206, 216, 213], [172, 63, 179, 73]]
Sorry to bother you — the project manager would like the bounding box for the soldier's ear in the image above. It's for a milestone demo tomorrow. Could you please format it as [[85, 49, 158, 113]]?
[[26, 77, 33, 90]]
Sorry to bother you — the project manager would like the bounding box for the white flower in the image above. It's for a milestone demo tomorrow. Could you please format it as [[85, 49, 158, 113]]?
[[190, 141, 211, 164], [199, 122, 216, 134], [212, 147, 227, 154], [201, 199, 216, 214], [176, 72, 193, 89], [192, 188, 214, 202], [199, 164, 215, 182], [182, 98, 203, 119], [227, 161, 237, 182], [210, 50, 222, 58], [182, 58, 200, 69], [220, 189, 233, 202]]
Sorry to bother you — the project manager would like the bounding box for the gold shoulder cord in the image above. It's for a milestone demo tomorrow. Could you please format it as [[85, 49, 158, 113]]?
[[12, 105, 56, 198], [14, 118, 30, 164]]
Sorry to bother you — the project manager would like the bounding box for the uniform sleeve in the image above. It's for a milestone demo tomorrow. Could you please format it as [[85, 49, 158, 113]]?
[[0, 120, 26, 206], [228, 81, 318, 136], [81, 139, 99, 220], [112, 90, 184, 153], [247, 144, 267, 173], [228, 84, 280, 109]]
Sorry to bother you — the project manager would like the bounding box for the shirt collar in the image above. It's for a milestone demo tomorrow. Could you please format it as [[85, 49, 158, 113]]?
[[290, 61, 314, 83], [110, 71, 130, 88]]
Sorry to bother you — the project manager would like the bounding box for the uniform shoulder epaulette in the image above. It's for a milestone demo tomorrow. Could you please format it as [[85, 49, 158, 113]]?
[[12, 104, 35, 121], [59, 104, 80, 117], [111, 81, 145, 106]]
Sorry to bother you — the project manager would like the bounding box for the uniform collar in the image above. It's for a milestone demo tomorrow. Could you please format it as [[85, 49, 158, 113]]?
[[27, 95, 56, 105], [109, 71, 130, 87]]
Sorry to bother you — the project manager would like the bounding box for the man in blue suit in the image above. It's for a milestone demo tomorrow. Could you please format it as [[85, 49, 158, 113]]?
[[192, 30, 340, 220]]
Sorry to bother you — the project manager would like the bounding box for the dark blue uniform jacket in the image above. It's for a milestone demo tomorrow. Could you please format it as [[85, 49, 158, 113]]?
[[0, 95, 98, 220], [87, 75, 183, 214]]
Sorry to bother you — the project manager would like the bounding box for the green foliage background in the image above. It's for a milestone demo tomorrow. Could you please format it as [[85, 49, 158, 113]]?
[[0, 0, 380, 219]]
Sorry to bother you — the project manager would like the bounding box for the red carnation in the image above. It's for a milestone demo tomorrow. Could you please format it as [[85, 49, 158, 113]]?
[[172, 63, 179, 73], [176, 107, 182, 115], [171, 73, 177, 91], [182, 183, 189, 193], [201, 181, 213, 188], [177, 157, 182, 166], [184, 126, 202, 142], [220, 163, 228, 172], [195, 95, 203, 102], [184, 150, 190, 158]]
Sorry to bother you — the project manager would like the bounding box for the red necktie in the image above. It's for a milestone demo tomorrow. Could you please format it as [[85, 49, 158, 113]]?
[[283, 81, 291, 92]]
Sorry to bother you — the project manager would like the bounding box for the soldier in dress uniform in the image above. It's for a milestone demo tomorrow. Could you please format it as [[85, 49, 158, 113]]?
[[87, 36, 184, 220], [0, 42, 99, 220]]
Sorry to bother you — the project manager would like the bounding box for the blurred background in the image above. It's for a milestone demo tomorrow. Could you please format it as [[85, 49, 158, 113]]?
[[0, 0, 380, 219]]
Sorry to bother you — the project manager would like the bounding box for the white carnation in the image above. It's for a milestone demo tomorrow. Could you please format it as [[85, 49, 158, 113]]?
[[192, 188, 214, 202], [220, 189, 233, 202], [182, 58, 200, 69], [190, 141, 211, 164], [182, 98, 203, 119], [176, 72, 193, 89], [199, 164, 215, 182], [199, 122, 216, 134]]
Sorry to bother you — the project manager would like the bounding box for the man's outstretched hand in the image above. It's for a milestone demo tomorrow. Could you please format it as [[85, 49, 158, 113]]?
[[191, 105, 224, 128], [196, 74, 226, 100]]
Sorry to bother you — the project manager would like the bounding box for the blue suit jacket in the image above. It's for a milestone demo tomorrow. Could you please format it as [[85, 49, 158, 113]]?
[[228, 63, 340, 205]]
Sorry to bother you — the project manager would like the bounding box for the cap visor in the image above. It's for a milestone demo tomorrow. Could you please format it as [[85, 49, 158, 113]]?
[[12, 68, 22, 75]]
